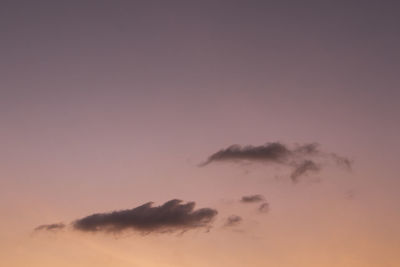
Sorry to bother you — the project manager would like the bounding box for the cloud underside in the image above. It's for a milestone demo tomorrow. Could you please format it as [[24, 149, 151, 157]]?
[[72, 199, 218, 234], [201, 142, 351, 182]]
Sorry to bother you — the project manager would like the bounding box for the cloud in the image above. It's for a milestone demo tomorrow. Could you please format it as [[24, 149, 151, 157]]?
[[258, 202, 269, 213], [201, 142, 352, 182], [200, 142, 291, 166], [223, 215, 242, 227], [72, 199, 218, 234], [331, 153, 353, 171], [290, 160, 320, 182], [34, 223, 65, 231], [241, 194, 265, 203]]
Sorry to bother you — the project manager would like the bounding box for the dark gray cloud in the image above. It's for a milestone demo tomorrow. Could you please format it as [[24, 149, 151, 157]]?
[[258, 202, 269, 213], [201, 142, 352, 182], [223, 215, 242, 227], [34, 223, 65, 231], [201, 142, 291, 166], [73, 199, 218, 234], [241, 194, 265, 203]]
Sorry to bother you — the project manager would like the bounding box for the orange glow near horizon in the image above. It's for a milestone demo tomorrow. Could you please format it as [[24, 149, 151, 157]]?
[[1, 1, 400, 266]]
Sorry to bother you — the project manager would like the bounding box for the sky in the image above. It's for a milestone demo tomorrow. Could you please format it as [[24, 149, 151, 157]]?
[[1, 1, 400, 266]]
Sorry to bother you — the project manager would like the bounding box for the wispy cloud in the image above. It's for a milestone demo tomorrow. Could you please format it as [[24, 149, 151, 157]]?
[[223, 215, 242, 227], [258, 202, 269, 213], [201, 142, 352, 182], [290, 160, 320, 181], [34, 223, 65, 231]]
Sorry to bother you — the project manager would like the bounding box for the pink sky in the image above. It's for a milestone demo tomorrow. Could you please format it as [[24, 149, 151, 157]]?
[[1, 1, 399, 266]]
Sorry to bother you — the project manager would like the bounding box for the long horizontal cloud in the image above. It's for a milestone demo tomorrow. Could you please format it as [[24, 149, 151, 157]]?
[[201, 142, 291, 166], [241, 194, 265, 203], [72, 199, 218, 234], [201, 142, 352, 182]]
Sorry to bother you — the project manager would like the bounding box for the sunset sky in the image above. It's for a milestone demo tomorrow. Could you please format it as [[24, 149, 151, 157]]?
[[1, 1, 399, 266]]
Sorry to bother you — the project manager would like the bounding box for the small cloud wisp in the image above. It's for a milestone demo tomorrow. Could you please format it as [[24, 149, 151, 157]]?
[[223, 215, 242, 227], [241, 194, 265, 203], [34, 223, 65, 232]]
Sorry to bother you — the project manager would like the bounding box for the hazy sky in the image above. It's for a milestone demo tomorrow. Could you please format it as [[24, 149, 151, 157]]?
[[1, 1, 399, 266]]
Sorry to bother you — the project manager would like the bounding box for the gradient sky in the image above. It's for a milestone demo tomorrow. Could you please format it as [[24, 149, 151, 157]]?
[[1, 1, 400, 266]]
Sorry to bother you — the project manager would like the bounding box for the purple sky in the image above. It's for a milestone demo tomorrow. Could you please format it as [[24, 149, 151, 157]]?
[[1, 1, 399, 266]]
